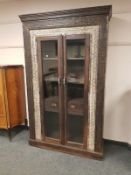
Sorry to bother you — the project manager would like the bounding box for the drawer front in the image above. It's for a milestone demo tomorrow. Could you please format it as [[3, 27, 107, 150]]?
[[68, 99, 84, 115], [45, 97, 59, 112]]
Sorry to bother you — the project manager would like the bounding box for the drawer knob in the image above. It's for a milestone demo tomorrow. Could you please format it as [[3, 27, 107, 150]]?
[[51, 103, 57, 107], [70, 104, 76, 109]]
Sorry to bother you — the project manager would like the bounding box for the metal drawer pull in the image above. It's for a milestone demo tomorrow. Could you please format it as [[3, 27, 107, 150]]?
[[70, 104, 76, 109]]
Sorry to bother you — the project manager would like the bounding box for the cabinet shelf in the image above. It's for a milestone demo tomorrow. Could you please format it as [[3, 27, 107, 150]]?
[[67, 80, 84, 85], [43, 57, 57, 61], [67, 75, 84, 84], [67, 58, 84, 60], [44, 73, 58, 82], [45, 78, 58, 82]]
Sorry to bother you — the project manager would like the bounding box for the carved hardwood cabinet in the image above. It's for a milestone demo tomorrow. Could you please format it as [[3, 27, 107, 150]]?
[[20, 5, 112, 159], [0, 66, 26, 138]]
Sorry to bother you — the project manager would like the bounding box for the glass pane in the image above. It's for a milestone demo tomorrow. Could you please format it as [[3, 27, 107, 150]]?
[[44, 60, 58, 82], [68, 115, 84, 143], [41, 39, 60, 140], [67, 39, 85, 84], [66, 38, 85, 144], [44, 112, 60, 139], [67, 60, 84, 84], [67, 84, 84, 115], [67, 39, 85, 59], [42, 40, 57, 59]]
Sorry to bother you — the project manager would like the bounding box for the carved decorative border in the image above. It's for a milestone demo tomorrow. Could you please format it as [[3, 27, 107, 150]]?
[[30, 26, 99, 151]]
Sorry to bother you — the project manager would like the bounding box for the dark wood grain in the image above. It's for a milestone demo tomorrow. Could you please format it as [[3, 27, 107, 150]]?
[[23, 26, 35, 139], [19, 5, 112, 22], [95, 17, 109, 152]]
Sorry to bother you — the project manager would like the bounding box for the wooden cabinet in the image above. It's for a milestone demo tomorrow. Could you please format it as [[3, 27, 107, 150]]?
[[20, 5, 112, 159], [0, 66, 26, 138]]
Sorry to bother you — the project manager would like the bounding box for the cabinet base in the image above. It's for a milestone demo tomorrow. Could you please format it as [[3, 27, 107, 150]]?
[[29, 139, 103, 160]]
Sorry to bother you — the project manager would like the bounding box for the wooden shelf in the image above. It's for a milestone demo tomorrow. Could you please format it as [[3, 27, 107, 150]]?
[[43, 57, 57, 61], [45, 78, 58, 82], [67, 80, 84, 85], [67, 58, 84, 60]]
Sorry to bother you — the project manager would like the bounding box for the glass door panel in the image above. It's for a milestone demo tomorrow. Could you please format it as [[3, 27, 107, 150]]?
[[41, 38, 60, 140], [64, 36, 88, 145]]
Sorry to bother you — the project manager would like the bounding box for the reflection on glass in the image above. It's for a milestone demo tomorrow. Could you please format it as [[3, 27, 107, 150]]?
[[42, 40, 60, 140]]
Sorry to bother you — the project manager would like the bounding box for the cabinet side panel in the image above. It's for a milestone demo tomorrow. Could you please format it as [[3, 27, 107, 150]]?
[[95, 17, 108, 152], [0, 69, 8, 129], [15, 67, 26, 125], [5, 67, 26, 128]]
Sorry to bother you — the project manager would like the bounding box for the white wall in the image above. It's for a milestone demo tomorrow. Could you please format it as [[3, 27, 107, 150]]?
[[0, 0, 131, 144]]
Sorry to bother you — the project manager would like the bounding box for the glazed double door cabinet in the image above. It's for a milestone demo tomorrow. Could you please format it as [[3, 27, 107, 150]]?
[[20, 5, 112, 159], [0, 66, 26, 137], [38, 35, 90, 147]]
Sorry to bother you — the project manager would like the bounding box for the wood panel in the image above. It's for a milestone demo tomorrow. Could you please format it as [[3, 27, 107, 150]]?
[[5, 66, 26, 128], [0, 69, 8, 129]]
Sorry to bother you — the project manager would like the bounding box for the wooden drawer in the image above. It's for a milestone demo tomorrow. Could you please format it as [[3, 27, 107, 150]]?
[[68, 98, 84, 115], [45, 96, 59, 112]]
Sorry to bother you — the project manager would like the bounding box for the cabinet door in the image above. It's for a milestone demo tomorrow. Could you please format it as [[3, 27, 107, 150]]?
[[37, 36, 63, 143], [64, 34, 90, 148]]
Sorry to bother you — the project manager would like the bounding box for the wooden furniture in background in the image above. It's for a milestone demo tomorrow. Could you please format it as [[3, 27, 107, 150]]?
[[20, 5, 112, 159], [0, 65, 26, 139]]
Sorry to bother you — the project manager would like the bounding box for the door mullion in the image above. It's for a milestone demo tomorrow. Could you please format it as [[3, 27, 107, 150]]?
[[58, 35, 65, 145], [63, 35, 68, 145]]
